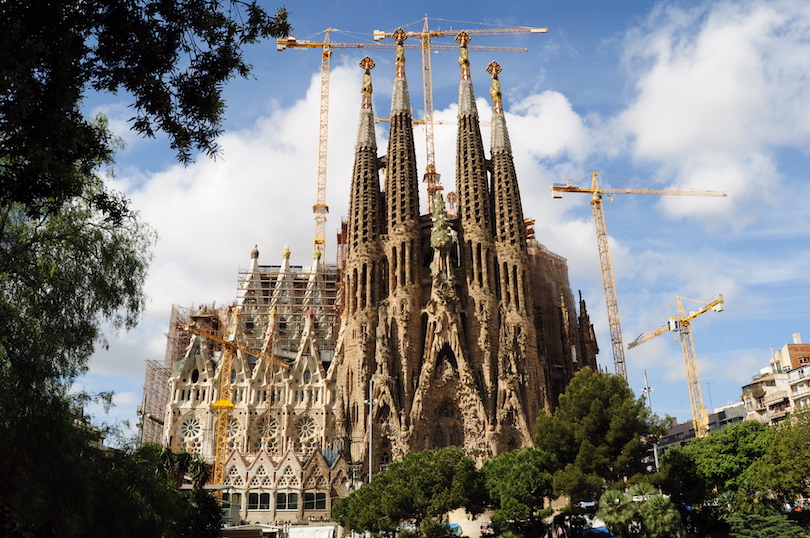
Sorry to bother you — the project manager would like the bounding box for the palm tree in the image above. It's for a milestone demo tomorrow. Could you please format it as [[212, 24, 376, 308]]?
[[598, 489, 638, 537], [598, 484, 684, 538], [640, 495, 683, 538]]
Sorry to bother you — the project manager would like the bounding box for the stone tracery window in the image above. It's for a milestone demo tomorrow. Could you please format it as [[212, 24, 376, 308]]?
[[177, 414, 203, 453], [293, 415, 319, 454], [250, 414, 280, 453], [226, 417, 241, 449]]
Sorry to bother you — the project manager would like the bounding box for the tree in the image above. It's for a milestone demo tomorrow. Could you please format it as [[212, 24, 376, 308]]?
[[682, 420, 770, 496], [332, 447, 486, 536], [652, 420, 773, 537], [723, 513, 802, 538], [597, 483, 683, 538], [1, 0, 291, 216], [753, 409, 810, 501], [534, 367, 666, 503], [1, 2, 291, 532], [481, 448, 555, 537]]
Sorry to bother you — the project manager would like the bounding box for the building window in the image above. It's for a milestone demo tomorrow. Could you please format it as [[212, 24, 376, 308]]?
[[277, 492, 299, 510], [248, 493, 259, 510], [223, 492, 242, 509], [304, 492, 327, 510], [260, 493, 271, 510]]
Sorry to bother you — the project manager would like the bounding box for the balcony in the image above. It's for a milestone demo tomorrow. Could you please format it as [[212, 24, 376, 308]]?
[[767, 407, 789, 421], [763, 390, 789, 407], [791, 385, 810, 399]]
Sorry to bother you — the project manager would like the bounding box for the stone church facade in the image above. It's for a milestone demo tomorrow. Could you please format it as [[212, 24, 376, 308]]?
[[154, 34, 597, 524]]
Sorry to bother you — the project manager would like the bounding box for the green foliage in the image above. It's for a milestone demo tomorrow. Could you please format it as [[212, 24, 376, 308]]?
[[1, 0, 291, 216], [651, 446, 706, 508], [1, 2, 290, 531], [725, 513, 802, 538], [482, 448, 555, 536], [534, 367, 666, 503], [682, 420, 770, 496], [597, 483, 683, 538], [752, 409, 810, 500], [0, 168, 155, 398], [332, 447, 486, 536]]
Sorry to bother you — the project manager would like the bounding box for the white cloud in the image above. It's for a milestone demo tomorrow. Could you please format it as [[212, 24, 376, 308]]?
[[618, 0, 810, 221]]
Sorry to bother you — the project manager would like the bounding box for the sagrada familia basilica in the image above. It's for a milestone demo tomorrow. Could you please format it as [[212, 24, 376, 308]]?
[[140, 30, 599, 524]]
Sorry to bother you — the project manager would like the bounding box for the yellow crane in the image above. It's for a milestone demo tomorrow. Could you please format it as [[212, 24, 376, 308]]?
[[551, 171, 726, 380], [628, 294, 725, 438], [184, 311, 289, 488], [277, 20, 544, 248]]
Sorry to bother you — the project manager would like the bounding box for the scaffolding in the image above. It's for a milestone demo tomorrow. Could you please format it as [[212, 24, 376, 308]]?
[[139, 304, 192, 446], [237, 263, 339, 363], [139, 359, 170, 445]]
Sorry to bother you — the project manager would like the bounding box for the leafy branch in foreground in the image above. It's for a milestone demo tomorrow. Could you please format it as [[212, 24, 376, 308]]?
[[1, 0, 292, 215]]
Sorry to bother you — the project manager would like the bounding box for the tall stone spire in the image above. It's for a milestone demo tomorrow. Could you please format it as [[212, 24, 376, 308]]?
[[335, 56, 386, 462], [379, 29, 423, 438], [346, 57, 383, 261], [384, 28, 420, 234], [489, 61, 526, 251], [487, 61, 546, 445], [453, 32, 500, 432], [455, 32, 492, 234]]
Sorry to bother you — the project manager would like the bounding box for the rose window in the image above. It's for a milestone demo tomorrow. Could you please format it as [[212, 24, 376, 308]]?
[[258, 417, 278, 437], [226, 418, 240, 449], [295, 417, 317, 438], [179, 416, 202, 453], [251, 416, 280, 452]]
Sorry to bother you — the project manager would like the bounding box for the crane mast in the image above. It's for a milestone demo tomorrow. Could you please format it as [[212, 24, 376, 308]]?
[[313, 30, 332, 255], [628, 294, 724, 438], [420, 18, 441, 211], [551, 172, 726, 381], [589, 176, 628, 380]]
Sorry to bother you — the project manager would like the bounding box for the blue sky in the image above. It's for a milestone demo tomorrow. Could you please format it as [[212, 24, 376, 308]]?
[[80, 0, 810, 440]]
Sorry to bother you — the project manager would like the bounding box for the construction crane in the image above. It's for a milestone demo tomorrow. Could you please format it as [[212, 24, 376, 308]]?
[[628, 294, 725, 438], [277, 21, 544, 249], [551, 171, 726, 380], [184, 313, 289, 488], [374, 17, 547, 212]]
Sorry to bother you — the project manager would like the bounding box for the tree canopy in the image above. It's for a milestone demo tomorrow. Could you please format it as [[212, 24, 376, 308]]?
[[534, 367, 666, 503], [1, 1, 292, 533], [332, 447, 486, 536], [752, 409, 810, 501], [481, 447, 555, 536], [597, 482, 683, 538], [679, 420, 770, 496], [1, 0, 291, 215]]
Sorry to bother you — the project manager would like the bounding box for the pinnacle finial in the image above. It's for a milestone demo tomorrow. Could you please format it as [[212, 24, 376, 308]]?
[[455, 31, 471, 48], [360, 56, 375, 108], [456, 31, 471, 81], [392, 28, 407, 45], [360, 56, 375, 74], [393, 28, 407, 77], [487, 62, 503, 114]]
